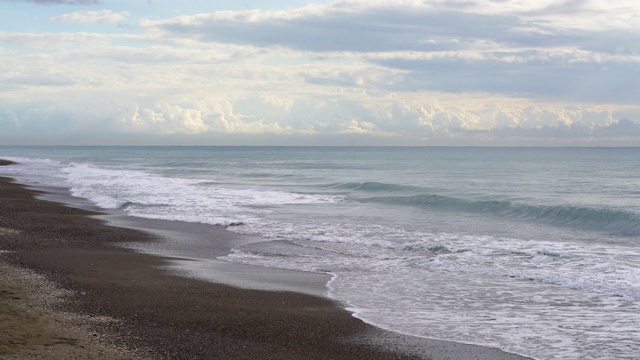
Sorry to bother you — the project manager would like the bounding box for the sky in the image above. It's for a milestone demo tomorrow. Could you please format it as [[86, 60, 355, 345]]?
[[0, 0, 639, 146]]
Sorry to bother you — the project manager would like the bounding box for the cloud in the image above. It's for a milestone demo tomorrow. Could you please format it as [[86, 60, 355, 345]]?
[[1, 87, 639, 146], [145, 6, 519, 53], [2, 0, 101, 4], [483, 118, 640, 142], [51, 10, 129, 24], [372, 55, 640, 104], [118, 99, 314, 136], [0, 73, 75, 90], [144, 1, 639, 54], [0, 31, 115, 49], [139, 0, 640, 104], [1, 0, 638, 146]]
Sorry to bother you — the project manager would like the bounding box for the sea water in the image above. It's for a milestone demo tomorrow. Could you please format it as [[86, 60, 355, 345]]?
[[1, 146, 639, 359]]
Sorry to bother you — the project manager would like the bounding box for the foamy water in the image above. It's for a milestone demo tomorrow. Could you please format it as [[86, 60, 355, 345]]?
[[2, 146, 640, 359]]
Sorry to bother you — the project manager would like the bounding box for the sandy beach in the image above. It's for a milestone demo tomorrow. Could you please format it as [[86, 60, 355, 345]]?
[[0, 160, 529, 359]]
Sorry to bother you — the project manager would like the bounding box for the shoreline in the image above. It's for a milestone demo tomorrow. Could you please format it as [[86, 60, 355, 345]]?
[[0, 161, 530, 359], [100, 214, 332, 298]]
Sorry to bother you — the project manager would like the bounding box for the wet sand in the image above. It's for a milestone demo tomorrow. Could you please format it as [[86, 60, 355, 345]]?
[[0, 160, 530, 359]]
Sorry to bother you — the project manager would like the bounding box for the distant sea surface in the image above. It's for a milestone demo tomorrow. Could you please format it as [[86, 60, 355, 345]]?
[[1, 146, 639, 359]]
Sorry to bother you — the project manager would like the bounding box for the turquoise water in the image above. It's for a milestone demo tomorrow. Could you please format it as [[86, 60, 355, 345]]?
[[1, 146, 640, 359]]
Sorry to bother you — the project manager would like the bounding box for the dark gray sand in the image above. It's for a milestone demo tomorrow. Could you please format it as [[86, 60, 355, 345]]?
[[0, 162, 530, 359]]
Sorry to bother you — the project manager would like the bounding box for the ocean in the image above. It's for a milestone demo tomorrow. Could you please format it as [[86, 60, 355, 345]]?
[[1, 146, 639, 359]]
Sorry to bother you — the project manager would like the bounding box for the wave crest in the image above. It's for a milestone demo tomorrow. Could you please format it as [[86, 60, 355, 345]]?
[[364, 193, 640, 235], [323, 181, 419, 192]]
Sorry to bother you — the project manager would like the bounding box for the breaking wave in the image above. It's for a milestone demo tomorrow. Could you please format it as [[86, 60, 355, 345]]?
[[363, 193, 640, 235]]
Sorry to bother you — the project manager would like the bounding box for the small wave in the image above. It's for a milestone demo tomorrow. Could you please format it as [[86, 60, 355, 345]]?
[[364, 194, 640, 235], [428, 245, 452, 254], [505, 272, 640, 300], [118, 201, 170, 210], [196, 181, 223, 187], [402, 243, 454, 254], [119, 201, 137, 210], [241, 172, 295, 179], [0, 156, 61, 166], [535, 250, 563, 258], [322, 181, 419, 193]]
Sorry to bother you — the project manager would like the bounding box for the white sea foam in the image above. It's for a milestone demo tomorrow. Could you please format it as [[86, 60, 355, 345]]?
[[0, 157, 69, 188], [222, 223, 640, 360], [57, 162, 343, 226]]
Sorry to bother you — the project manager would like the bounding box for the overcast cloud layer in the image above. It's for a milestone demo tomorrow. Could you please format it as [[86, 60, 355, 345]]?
[[1, 0, 639, 146]]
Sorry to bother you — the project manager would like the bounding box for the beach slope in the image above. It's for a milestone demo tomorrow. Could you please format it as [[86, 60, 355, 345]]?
[[0, 164, 529, 359]]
